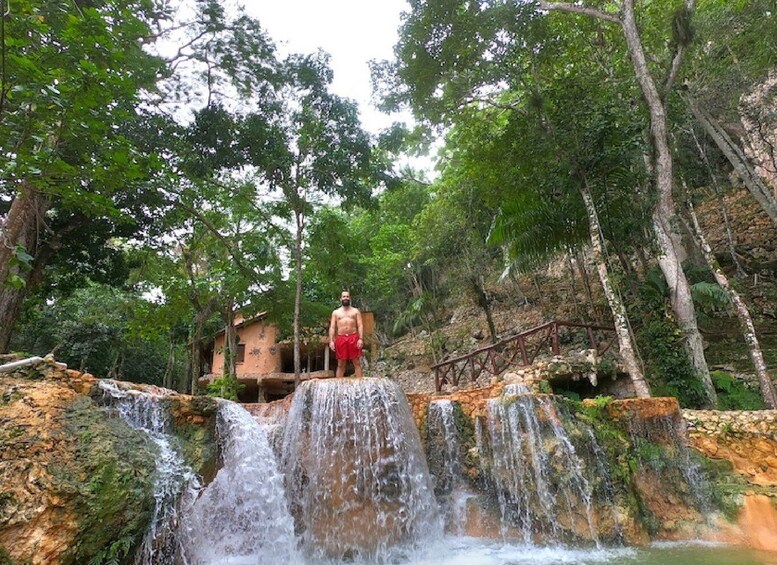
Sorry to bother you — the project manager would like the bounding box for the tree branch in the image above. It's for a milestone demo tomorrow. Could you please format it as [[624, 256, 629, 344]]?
[[172, 198, 258, 280], [663, 0, 697, 102], [537, 1, 621, 24]]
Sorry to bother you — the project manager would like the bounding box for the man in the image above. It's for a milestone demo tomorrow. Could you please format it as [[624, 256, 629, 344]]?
[[329, 290, 364, 378]]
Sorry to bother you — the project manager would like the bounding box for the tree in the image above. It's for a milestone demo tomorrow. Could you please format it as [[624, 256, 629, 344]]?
[[535, 0, 715, 405], [0, 0, 166, 351], [686, 202, 777, 408], [681, 0, 777, 225], [268, 54, 375, 386], [382, 0, 714, 404]]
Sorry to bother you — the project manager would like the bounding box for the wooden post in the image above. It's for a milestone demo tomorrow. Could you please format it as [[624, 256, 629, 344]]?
[[551, 322, 560, 355], [587, 326, 596, 351], [518, 335, 528, 365], [324, 345, 330, 373]]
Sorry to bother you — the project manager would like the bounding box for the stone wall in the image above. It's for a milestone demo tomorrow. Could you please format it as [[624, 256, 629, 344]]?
[[683, 409, 777, 487]]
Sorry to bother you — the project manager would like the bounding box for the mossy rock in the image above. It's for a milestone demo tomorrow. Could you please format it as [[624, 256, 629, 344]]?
[[58, 396, 157, 563]]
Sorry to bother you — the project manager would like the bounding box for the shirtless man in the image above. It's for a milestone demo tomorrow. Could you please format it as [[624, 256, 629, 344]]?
[[329, 290, 364, 378]]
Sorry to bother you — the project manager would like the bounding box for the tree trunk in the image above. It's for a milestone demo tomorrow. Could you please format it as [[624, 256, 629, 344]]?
[[620, 0, 716, 407], [686, 94, 777, 225], [688, 203, 777, 408], [653, 213, 716, 406], [471, 275, 498, 344], [0, 185, 49, 352], [581, 180, 651, 398], [163, 337, 175, 390], [222, 305, 237, 378], [690, 127, 746, 275], [183, 301, 215, 394], [613, 244, 640, 298], [293, 210, 303, 388], [0, 183, 43, 287], [576, 251, 597, 320], [566, 250, 582, 318]]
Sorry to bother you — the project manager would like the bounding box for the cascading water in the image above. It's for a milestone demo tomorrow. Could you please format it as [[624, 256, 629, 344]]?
[[426, 399, 477, 535], [280, 378, 442, 561], [479, 391, 601, 545], [247, 400, 289, 458], [101, 382, 296, 565], [178, 402, 297, 564], [427, 400, 461, 495], [99, 382, 198, 565], [625, 411, 712, 516], [96, 371, 738, 565]]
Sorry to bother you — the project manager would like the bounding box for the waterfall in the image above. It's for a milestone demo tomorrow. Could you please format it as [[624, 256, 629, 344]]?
[[98, 382, 198, 565], [280, 378, 442, 561], [101, 382, 296, 565], [426, 399, 477, 535], [246, 401, 289, 458], [625, 411, 712, 516], [480, 392, 600, 545], [179, 402, 297, 565], [427, 399, 462, 495]]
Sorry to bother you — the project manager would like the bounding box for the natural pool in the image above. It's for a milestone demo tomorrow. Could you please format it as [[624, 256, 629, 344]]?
[[387, 538, 777, 565]]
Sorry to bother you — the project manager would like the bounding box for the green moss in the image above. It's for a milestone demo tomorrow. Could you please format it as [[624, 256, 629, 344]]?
[[175, 422, 218, 481], [694, 454, 755, 521], [0, 385, 23, 406], [57, 396, 157, 564], [710, 371, 765, 410], [452, 402, 475, 451], [0, 546, 13, 565]]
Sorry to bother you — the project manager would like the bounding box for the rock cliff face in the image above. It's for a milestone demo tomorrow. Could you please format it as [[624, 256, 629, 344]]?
[[0, 358, 219, 565], [407, 386, 777, 551]]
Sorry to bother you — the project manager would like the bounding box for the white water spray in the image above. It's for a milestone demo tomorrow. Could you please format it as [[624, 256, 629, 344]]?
[[179, 402, 297, 565], [281, 378, 442, 561]]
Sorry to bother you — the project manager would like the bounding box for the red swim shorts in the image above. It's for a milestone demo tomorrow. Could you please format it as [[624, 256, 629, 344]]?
[[335, 333, 362, 360]]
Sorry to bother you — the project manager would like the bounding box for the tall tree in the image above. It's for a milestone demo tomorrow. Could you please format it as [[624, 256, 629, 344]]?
[[382, 0, 715, 404], [270, 54, 375, 386], [0, 0, 166, 351], [536, 0, 715, 405]]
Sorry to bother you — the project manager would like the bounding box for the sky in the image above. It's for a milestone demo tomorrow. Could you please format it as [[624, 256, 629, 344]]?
[[245, 0, 412, 137]]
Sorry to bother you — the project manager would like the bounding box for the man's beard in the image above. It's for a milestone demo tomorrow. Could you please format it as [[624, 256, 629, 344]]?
[[341, 300, 351, 307]]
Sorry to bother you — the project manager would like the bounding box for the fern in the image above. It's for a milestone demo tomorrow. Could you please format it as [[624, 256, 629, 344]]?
[[690, 281, 730, 312]]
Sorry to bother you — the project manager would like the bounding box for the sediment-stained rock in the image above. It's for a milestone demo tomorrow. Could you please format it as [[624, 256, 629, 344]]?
[[0, 358, 219, 564]]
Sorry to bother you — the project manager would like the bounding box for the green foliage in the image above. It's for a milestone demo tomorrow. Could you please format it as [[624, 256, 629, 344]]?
[[710, 371, 765, 410], [205, 375, 244, 401], [11, 283, 182, 384], [59, 396, 156, 563], [630, 268, 713, 408], [88, 534, 135, 565], [638, 315, 707, 408], [557, 389, 581, 401], [690, 281, 731, 316]]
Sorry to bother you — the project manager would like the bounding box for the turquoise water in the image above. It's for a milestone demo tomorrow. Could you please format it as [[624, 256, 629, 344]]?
[[401, 538, 777, 565]]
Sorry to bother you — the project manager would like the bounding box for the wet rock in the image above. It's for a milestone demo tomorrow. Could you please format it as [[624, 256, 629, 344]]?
[[0, 358, 219, 564]]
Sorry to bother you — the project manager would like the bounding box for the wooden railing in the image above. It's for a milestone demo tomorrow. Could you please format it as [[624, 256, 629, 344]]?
[[431, 320, 617, 392]]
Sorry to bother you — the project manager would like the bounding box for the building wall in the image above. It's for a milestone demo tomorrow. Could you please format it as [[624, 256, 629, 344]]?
[[211, 320, 280, 377]]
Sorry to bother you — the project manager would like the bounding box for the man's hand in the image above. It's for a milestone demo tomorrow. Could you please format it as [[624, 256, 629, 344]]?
[[329, 340, 335, 351], [357, 338, 363, 350]]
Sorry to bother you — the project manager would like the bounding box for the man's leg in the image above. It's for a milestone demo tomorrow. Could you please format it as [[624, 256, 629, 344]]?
[[353, 358, 363, 378], [336, 358, 346, 378]]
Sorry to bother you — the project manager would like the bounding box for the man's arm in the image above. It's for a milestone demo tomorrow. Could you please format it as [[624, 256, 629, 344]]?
[[356, 310, 364, 349], [328, 311, 337, 350]]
